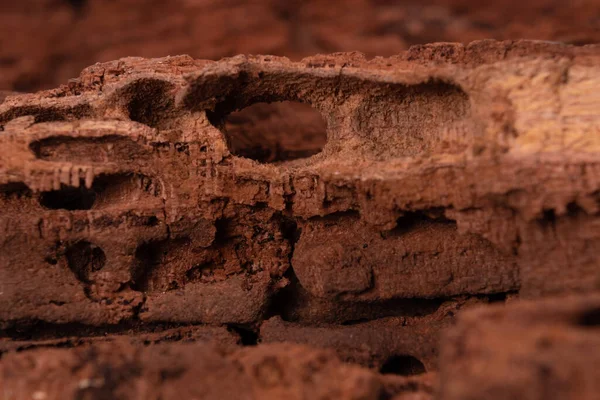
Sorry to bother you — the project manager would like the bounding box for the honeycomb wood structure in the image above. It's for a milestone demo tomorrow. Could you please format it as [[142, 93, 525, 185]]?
[[1, 40, 599, 399]]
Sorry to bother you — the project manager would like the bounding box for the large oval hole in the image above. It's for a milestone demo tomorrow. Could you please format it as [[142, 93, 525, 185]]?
[[221, 101, 327, 164]]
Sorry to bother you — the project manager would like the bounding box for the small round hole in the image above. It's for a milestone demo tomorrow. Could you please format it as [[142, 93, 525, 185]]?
[[379, 355, 426, 376], [221, 101, 327, 164]]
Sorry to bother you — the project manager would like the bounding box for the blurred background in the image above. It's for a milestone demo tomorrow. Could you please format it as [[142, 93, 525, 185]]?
[[1, 0, 600, 92]]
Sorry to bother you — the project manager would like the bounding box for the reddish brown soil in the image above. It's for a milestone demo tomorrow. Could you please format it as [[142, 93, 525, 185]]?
[[1, 40, 599, 398]]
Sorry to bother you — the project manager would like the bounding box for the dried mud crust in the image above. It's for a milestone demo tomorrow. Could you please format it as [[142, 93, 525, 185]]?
[[1, 41, 600, 384], [440, 294, 600, 400]]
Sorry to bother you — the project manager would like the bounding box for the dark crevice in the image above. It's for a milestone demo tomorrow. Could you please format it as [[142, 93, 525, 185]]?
[[280, 216, 300, 247], [130, 297, 146, 322], [386, 209, 452, 237], [214, 217, 231, 243], [206, 109, 224, 130], [264, 215, 300, 320], [283, 177, 296, 215], [0, 182, 32, 198], [131, 241, 158, 291], [487, 292, 509, 303], [0, 320, 213, 342], [66, 241, 107, 283], [474, 291, 517, 304], [227, 325, 259, 346], [340, 318, 372, 326], [264, 269, 301, 322], [379, 355, 426, 376], [308, 209, 361, 222], [566, 201, 585, 217], [541, 208, 557, 227], [40, 184, 96, 210], [39, 174, 160, 211], [578, 307, 600, 327]]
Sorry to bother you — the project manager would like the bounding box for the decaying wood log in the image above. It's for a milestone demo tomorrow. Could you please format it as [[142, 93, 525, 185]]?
[[0, 40, 599, 399]]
